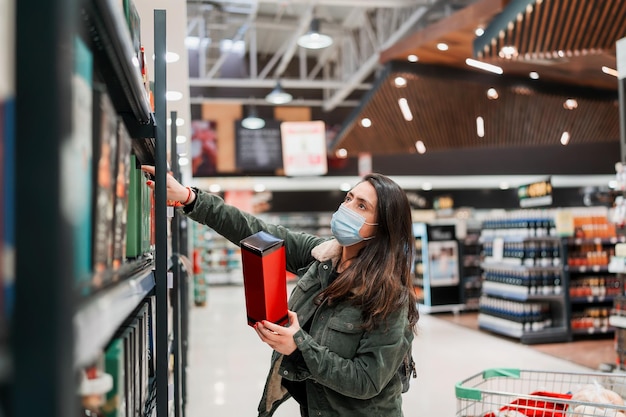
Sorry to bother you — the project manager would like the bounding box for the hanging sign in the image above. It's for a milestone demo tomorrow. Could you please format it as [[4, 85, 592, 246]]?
[[235, 120, 283, 172], [280, 121, 328, 176]]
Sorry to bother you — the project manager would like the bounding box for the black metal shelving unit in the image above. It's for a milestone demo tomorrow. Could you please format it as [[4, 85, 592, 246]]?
[[14, 2, 177, 416]]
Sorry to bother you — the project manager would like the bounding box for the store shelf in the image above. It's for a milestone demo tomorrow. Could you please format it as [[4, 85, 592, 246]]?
[[74, 261, 155, 368], [478, 313, 570, 344], [482, 281, 563, 302], [83, 0, 151, 121], [81, 0, 156, 162]]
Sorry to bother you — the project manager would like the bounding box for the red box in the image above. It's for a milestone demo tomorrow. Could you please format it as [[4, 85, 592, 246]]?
[[240, 231, 288, 327]]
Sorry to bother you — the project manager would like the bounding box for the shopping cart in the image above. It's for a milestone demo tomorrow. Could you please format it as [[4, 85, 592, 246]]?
[[456, 368, 626, 417]]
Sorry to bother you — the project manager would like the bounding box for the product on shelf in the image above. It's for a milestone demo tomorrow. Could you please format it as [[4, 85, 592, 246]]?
[[111, 121, 131, 271], [478, 209, 569, 343], [92, 88, 118, 288], [72, 35, 94, 295], [79, 365, 113, 417], [103, 338, 126, 417]]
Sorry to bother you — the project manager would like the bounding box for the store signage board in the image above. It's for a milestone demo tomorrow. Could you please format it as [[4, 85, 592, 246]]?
[[235, 120, 283, 172], [518, 179, 553, 208], [280, 121, 328, 176]]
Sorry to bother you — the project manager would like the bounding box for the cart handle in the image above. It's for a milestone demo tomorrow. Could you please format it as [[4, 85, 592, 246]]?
[[455, 368, 521, 401]]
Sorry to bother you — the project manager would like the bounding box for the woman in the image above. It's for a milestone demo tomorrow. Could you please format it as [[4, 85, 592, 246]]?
[[142, 165, 419, 417]]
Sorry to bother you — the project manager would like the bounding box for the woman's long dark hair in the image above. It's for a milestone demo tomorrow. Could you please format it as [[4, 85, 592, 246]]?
[[319, 173, 419, 332]]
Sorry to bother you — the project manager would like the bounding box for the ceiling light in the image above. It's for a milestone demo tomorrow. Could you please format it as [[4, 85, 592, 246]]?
[[253, 184, 266, 193], [394, 77, 407, 87], [209, 184, 222, 193], [265, 82, 293, 104], [166, 91, 183, 101], [166, 52, 180, 63], [178, 157, 189, 166], [421, 182, 432, 191], [466, 58, 503, 74], [360, 118, 372, 128], [529, 71, 540, 79], [560, 131, 570, 146], [185, 36, 201, 49], [487, 88, 499, 100], [335, 148, 348, 158], [475, 27, 484, 36], [602, 66, 618, 77], [476, 116, 485, 137], [176, 135, 187, 144], [499, 182, 509, 190], [398, 98, 413, 121], [167, 117, 185, 126], [415, 140, 426, 154], [339, 182, 352, 192], [297, 18, 333, 50], [407, 54, 419, 62], [437, 43, 449, 51], [241, 106, 265, 130], [499, 45, 518, 59], [563, 99, 578, 110]]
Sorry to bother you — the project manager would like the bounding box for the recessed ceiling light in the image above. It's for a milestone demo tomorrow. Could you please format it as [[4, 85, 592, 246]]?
[[360, 118, 372, 128], [560, 131, 570, 146], [176, 135, 187, 143], [415, 140, 426, 154], [421, 182, 432, 191], [529, 71, 540, 79], [178, 157, 189, 166], [563, 99, 578, 110], [398, 98, 413, 121], [466, 58, 503, 74], [475, 27, 484, 36], [209, 184, 222, 193], [437, 43, 449, 51], [602, 66, 618, 77], [476, 116, 485, 138], [394, 77, 407, 87], [487, 88, 499, 100], [336, 148, 348, 158], [407, 54, 419, 62], [253, 184, 266, 192], [499, 45, 518, 59]]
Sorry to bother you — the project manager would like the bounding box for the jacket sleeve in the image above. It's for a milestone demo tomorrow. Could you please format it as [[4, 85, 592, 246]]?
[[292, 308, 412, 399], [183, 189, 326, 273]]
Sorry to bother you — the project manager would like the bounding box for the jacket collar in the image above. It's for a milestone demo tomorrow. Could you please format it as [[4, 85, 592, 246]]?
[[311, 239, 342, 264]]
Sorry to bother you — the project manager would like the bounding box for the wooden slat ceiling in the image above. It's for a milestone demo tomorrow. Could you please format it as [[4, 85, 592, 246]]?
[[330, 0, 623, 155]]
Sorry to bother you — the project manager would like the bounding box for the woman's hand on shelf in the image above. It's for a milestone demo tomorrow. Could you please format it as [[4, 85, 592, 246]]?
[[141, 165, 196, 206]]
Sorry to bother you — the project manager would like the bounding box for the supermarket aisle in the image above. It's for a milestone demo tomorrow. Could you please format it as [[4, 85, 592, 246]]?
[[185, 284, 592, 417]]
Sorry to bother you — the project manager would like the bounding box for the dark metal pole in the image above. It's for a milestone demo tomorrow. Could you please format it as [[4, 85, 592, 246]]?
[[170, 111, 183, 417], [14, 0, 77, 416], [154, 9, 169, 417]]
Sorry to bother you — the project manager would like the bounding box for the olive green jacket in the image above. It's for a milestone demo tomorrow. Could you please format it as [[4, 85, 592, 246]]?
[[185, 190, 413, 417]]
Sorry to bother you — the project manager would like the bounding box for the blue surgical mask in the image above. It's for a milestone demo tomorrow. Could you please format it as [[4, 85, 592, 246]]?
[[330, 204, 378, 246]]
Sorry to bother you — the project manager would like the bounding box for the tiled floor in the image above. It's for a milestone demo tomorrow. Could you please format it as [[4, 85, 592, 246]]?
[[185, 285, 608, 416]]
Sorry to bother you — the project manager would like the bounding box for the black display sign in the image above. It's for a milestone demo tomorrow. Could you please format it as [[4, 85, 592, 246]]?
[[518, 178, 553, 208], [235, 120, 283, 172]]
